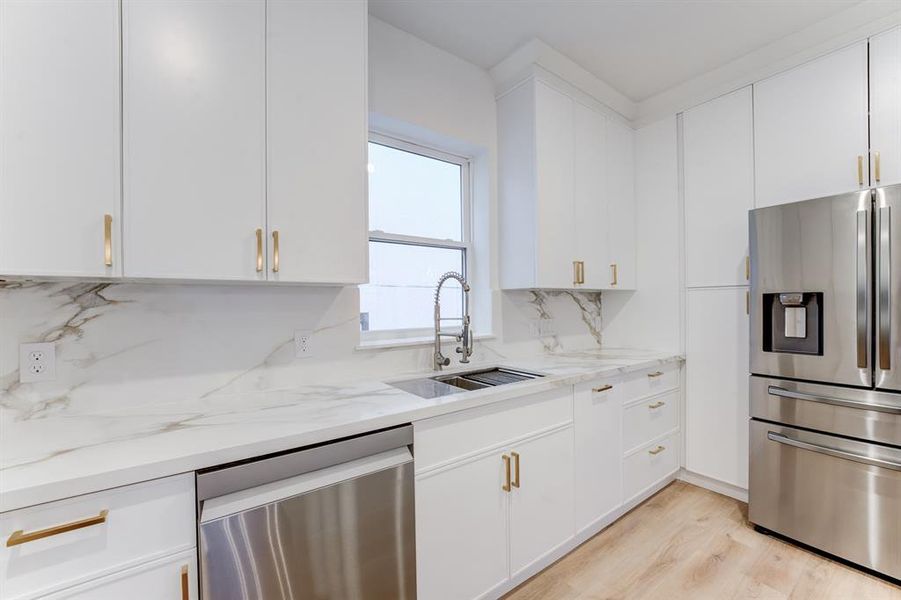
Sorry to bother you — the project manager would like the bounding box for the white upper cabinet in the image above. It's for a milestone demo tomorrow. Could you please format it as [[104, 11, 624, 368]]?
[[606, 120, 636, 290], [870, 26, 901, 188], [0, 0, 121, 278], [683, 87, 754, 288], [122, 0, 266, 280], [498, 77, 636, 290], [573, 101, 608, 289], [267, 0, 367, 284], [754, 41, 869, 207]]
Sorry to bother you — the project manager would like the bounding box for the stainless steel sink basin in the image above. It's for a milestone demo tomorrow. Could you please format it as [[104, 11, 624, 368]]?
[[390, 367, 544, 399]]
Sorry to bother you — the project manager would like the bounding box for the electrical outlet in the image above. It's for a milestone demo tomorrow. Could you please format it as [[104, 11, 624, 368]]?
[[294, 329, 313, 359], [19, 342, 56, 383]]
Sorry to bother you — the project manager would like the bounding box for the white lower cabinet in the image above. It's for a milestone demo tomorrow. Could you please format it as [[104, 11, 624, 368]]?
[[509, 428, 575, 578], [41, 551, 197, 600], [623, 431, 681, 503], [574, 380, 622, 534]]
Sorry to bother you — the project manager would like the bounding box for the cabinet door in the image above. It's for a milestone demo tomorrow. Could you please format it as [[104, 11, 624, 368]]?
[[509, 427, 575, 578], [123, 0, 266, 280], [870, 26, 901, 188], [754, 42, 869, 207], [42, 551, 197, 600], [534, 81, 576, 289], [0, 0, 121, 278], [267, 0, 367, 284], [605, 120, 636, 289], [685, 287, 750, 488], [683, 87, 754, 287], [415, 453, 508, 600], [574, 382, 622, 533], [573, 102, 609, 289]]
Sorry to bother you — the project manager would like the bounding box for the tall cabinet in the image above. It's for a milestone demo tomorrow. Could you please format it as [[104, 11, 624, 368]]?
[[870, 26, 901, 188], [0, 0, 122, 278], [498, 77, 636, 290], [682, 86, 753, 490]]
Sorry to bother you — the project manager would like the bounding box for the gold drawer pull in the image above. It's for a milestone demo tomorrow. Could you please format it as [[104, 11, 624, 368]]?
[[511, 451, 521, 488], [6, 509, 108, 547], [181, 565, 189, 600], [647, 371, 664, 378], [648, 445, 666, 456], [103, 214, 113, 267], [502, 454, 511, 492], [648, 401, 666, 409], [272, 230, 280, 273], [592, 384, 613, 393], [255, 228, 263, 272]]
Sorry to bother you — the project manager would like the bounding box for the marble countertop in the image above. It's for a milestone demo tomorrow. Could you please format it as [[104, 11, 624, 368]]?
[[0, 349, 681, 513]]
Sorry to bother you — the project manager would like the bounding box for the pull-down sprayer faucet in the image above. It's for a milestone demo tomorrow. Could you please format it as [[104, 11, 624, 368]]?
[[433, 271, 473, 371]]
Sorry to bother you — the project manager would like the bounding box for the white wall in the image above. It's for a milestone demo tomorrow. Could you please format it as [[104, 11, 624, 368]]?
[[601, 117, 681, 353]]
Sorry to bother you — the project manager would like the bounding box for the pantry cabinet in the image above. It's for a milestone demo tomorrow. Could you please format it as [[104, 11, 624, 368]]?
[[685, 287, 750, 489], [870, 26, 901, 188], [683, 87, 754, 288], [122, 0, 267, 280], [267, 0, 368, 284], [0, 0, 122, 278], [498, 77, 636, 290], [754, 41, 869, 207]]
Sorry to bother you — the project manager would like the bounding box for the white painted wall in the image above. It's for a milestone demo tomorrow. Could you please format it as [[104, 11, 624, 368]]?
[[601, 117, 680, 353]]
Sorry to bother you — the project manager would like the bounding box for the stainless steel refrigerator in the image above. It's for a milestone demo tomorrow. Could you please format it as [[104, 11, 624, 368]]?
[[749, 184, 901, 581]]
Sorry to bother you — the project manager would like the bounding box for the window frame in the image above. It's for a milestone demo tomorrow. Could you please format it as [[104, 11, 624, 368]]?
[[362, 132, 473, 341]]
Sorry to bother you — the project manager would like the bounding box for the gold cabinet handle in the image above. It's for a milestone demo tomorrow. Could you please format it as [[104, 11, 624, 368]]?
[[648, 445, 666, 456], [511, 451, 521, 488], [874, 151, 881, 183], [746, 290, 750, 315], [573, 260, 585, 285], [592, 384, 613, 393], [745, 256, 750, 280], [181, 565, 189, 600], [272, 230, 280, 273], [648, 400, 666, 409], [6, 509, 108, 547], [858, 155, 864, 186], [647, 371, 664, 378], [610, 263, 617, 286], [103, 214, 112, 267], [502, 454, 511, 492], [255, 228, 263, 272]]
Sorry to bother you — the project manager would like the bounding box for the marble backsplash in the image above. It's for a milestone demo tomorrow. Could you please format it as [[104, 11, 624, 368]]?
[[0, 282, 603, 420]]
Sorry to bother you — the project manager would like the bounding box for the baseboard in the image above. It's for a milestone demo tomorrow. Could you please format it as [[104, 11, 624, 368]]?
[[678, 468, 748, 502]]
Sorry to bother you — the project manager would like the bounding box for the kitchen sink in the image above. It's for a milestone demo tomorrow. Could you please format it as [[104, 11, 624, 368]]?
[[390, 367, 544, 399]]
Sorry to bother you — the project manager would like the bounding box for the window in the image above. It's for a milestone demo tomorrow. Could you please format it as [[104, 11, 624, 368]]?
[[361, 135, 470, 338]]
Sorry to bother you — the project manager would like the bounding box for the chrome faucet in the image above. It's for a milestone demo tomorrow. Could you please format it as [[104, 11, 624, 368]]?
[[433, 271, 473, 371]]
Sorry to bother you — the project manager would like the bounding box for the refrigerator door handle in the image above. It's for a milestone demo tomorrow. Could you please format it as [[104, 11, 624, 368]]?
[[879, 206, 891, 371], [767, 431, 901, 472], [768, 385, 901, 415], [857, 210, 869, 369]]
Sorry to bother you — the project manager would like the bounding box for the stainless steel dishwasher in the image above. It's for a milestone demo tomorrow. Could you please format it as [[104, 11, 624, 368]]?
[[197, 425, 416, 600]]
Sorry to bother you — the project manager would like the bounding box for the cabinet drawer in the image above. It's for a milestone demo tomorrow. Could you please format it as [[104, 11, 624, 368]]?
[[623, 432, 680, 503], [1, 474, 195, 600], [623, 391, 678, 452], [618, 365, 679, 401], [41, 550, 197, 600], [414, 388, 573, 471]]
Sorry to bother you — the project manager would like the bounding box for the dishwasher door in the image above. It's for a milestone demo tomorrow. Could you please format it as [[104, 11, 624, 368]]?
[[198, 426, 416, 600]]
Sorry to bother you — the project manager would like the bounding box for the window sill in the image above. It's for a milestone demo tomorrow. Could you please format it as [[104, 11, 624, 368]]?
[[355, 333, 496, 351]]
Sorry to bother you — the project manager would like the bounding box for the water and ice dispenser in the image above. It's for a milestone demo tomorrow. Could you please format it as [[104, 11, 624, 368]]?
[[761, 292, 823, 355]]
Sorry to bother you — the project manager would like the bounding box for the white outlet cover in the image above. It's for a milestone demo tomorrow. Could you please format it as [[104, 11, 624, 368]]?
[[19, 342, 56, 383], [294, 329, 313, 359]]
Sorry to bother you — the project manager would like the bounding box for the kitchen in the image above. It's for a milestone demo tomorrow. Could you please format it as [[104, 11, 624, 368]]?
[[0, 1, 899, 599]]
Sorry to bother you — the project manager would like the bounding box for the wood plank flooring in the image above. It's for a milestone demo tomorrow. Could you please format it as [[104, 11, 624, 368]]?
[[504, 481, 901, 600]]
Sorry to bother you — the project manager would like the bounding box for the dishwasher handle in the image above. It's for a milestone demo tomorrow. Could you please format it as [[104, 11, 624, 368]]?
[[200, 447, 412, 523]]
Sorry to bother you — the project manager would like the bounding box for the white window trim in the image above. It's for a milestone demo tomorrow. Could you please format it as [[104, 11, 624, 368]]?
[[362, 132, 473, 343]]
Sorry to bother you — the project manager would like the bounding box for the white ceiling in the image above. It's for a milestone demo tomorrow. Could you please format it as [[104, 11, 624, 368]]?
[[368, 0, 872, 102]]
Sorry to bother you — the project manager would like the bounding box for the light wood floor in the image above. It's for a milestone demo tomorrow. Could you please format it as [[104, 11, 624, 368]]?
[[505, 481, 901, 600]]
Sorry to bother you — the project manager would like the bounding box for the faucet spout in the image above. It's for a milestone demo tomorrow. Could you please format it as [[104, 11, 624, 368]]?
[[433, 271, 474, 370]]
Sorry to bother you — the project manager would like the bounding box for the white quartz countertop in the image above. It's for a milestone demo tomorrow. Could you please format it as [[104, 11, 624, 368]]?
[[0, 349, 681, 513]]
